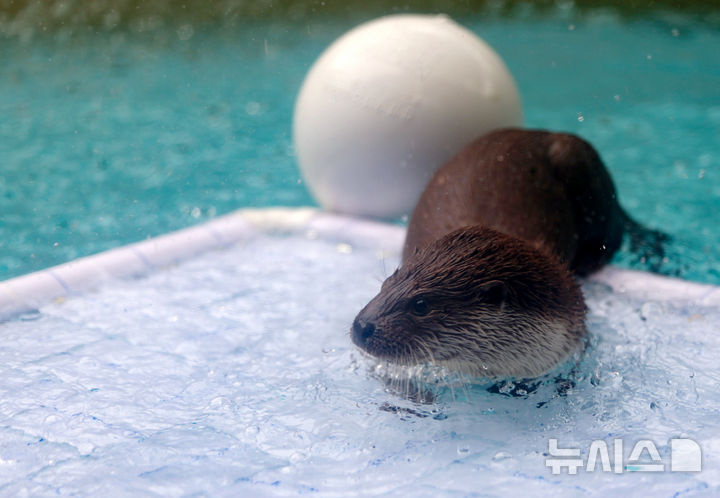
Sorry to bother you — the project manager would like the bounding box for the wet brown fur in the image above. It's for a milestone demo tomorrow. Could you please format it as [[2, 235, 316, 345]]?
[[403, 128, 625, 275], [354, 225, 586, 378], [352, 128, 626, 378]]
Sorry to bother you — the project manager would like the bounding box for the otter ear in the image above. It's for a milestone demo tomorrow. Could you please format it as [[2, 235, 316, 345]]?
[[477, 280, 507, 307]]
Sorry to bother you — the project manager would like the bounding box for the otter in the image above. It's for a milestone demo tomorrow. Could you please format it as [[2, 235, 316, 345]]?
[[352, 128, 666, 378]]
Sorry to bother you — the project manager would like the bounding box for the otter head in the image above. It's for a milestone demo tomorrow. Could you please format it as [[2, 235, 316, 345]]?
[[352, 225, 587, 378]]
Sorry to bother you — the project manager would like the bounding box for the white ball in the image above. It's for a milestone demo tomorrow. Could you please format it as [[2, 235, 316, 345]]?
[[293, 14, 523, 218]]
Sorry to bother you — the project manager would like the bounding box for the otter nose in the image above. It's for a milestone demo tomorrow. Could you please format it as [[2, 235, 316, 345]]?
[[352, 318, 376, 347]]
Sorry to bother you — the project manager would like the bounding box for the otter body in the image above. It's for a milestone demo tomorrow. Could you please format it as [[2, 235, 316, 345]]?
[[404, 128, 625, 276], [352, 129, 657, 379]]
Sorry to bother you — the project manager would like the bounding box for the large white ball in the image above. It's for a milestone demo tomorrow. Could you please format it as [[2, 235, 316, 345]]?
[[293, 14, 523, 219]]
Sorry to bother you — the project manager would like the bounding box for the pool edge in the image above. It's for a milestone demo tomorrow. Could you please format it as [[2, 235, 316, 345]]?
[[1, 207, 718, 317]]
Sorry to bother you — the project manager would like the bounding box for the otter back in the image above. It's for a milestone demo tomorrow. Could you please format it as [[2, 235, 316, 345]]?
[[403, 128, 626, 276]]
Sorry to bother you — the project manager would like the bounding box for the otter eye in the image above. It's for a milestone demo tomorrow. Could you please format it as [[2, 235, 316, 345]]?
[[409, 297, 430, 316], [478, 280, 507, 307]]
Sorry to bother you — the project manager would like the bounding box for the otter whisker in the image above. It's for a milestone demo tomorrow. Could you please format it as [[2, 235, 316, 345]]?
[[414, 337, 434, 363]]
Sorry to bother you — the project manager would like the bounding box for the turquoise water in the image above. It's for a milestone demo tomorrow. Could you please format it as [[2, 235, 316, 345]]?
[[1, 13, 719, 283]]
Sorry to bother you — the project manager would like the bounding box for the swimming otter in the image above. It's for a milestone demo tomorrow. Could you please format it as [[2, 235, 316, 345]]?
[[352, 128, 666, 378]]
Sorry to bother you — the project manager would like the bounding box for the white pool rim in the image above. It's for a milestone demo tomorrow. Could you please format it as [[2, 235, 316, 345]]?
[[1, 207, 718, 317]]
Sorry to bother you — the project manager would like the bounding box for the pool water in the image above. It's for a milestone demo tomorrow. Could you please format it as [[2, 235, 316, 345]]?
[[1, 11, 719, 283], [1, 223, 719, 495]]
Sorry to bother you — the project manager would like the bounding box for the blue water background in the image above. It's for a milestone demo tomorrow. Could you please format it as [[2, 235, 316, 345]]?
[[1, 13, 718, 282]]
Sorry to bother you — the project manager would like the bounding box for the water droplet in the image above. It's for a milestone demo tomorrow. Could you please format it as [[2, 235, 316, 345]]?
[[493, 451, 512, 461], [336, 243, 352, 254], [501, 382, 516, 394]]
